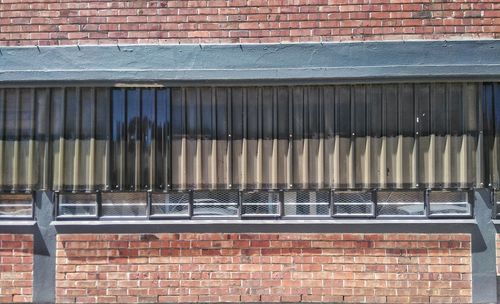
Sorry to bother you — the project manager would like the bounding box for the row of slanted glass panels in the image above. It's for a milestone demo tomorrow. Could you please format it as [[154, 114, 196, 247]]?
[[1, 83, 500, 220]]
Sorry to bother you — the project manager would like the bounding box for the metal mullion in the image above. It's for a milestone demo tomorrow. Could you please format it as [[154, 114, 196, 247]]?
[[188, 190, 194, 219], [237, 190, 242, 219], [371, 189, 377, 218], [146, 190, 151, 220], [279, 190, 285, 218], [330, 189, 335, 218], [167, 89, 172, 191], [96, 190, 102, 219], [227, 88, 233, 190], [424, 189, 430, 218]]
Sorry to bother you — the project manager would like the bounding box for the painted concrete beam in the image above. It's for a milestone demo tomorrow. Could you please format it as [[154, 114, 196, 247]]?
[[0, 40, 499, 84]]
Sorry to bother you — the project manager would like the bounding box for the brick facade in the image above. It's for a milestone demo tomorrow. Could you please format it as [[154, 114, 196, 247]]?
[[0, 0, 499, 46], [56, 233, 471, 303], [0, 234, 33, 304]]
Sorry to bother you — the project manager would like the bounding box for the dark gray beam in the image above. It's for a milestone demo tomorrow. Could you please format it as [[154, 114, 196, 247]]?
[[33, 192, 56, 304], [0, 40, 499, 84], [53, 219, 477, 234], [472, 189, 497, 304]]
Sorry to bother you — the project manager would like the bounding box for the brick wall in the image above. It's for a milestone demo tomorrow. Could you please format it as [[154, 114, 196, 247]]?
[[56, 233, 471, 303], [0, 234, 33, 304], [0, 0, 499, 46]]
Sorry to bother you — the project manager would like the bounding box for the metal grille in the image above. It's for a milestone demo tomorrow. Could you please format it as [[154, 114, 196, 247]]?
[[377, 191, 425, 217], [332, 191, 374, 217], [192, 191, 239, 217], [241, 191, 280, 217], [101, 192, 147, 217], [428, 191, 471, 217], [284, 191, 330, 216], [0, 194, 32, 218], [58, 193, 97, 217], [151, 192, 190, 217]]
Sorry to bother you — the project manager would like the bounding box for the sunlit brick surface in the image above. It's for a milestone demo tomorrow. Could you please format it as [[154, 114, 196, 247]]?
[[0, 1, 499, 46], [0, 234, 33, 303], [56, 233, 471, 303]]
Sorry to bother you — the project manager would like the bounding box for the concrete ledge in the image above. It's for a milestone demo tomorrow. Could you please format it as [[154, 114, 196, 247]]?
[[0, 221, 36, 233], [1, 40, 499, 84], [52, 219, 477, 234]]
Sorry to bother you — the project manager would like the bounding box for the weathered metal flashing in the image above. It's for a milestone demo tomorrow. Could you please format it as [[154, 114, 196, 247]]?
[[0, 40, 499, 84]]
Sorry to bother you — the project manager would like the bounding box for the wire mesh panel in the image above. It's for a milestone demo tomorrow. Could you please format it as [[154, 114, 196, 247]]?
[[192, 191, 238, 217], [241, 191, 280, 217], [151, 192, 190, 218], [376, 191, 425, 217], [284, 190, 330, 216], [332, 191, 374, 217], [0, 194, 32, 218], [428, 190, 472, 217], [57, 193, 97, 218], [101, 192, 147, 218]]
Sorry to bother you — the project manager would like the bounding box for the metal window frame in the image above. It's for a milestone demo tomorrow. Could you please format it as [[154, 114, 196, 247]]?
[[282, 189, 332, 219], [331, 189, 376, 218], [0, 191, 35, 220], [98, 191, 149, 221], [190, 189, 240, 220], [149, 190, 191, 220], [375, 189, 427, 219], [55, 191, 99, 221], [240, 189, 281, 219], [427, 188, 474, 219], [48, 188, 479, 221]]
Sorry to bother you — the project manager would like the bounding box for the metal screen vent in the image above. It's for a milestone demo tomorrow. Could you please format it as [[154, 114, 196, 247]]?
[[101, 192, 147, 218], [0, 194, 32, 218], [284, 191, 330, 216], [192, 191, 238, 217], [151, 192, 190, 218], [58, 193, 97, 218], [241, 191, 280, 217], [428, 190, 471, 217], [332, 191, 374, 217], [377, 191, 425, 217]]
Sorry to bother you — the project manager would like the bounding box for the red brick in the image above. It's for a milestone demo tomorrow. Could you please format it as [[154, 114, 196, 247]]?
[[53, 232, 472, 303]]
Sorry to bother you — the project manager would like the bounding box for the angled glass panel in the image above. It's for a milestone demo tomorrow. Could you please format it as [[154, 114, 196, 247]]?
[[0, 194, 32, 218], [151, 192, 190, 218], [377, 191, 425, 217], [192, 191, 238, 217], [101, 192, 147, 218], [332, 191, 374, 217], [284, 190, 329, 216], [241, 191, 280, 217], [58, 193, 97, 218]]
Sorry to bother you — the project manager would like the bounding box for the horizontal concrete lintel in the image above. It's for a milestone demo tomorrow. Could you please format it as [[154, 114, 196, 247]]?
[[0, 221, 36, 233], [1, 40, 500, 83], [52, 219, 477, 234]]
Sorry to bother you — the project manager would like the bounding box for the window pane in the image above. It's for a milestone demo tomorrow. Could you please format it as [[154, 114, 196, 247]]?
[[192, 191, 238, 217], [58, 193, 97, 217], [101, 192, 147, 217], [151, 192, 189, 217], [284, 191, 329, 216], [332, 191, 374, 217], [241, 191, 280, 216], [0, 194, 32, 218], [377, 191, 424, 217], [428, 191, 471, 217]]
